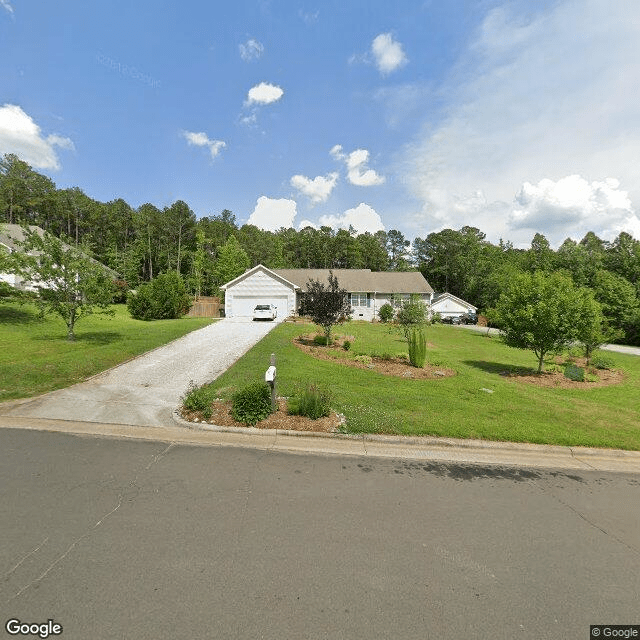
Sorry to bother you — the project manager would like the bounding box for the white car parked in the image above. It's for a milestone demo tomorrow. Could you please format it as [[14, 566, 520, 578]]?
[[253, 304, 278, 321]]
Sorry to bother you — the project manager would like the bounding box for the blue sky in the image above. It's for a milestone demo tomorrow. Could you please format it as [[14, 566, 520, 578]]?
[[2, 0, 640, 247]]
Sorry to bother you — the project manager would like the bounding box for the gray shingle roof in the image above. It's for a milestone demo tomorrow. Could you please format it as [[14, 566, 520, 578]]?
[[273, 268, 433, 294]]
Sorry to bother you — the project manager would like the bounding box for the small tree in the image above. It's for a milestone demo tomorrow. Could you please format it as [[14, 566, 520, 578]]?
[[574, 289, 605, 366], [12, 227, 115, 341], [305, 271, 352, 343], [378, 302, 394, 323], [396, 296, 428, 339], [495, 271, 602, 373]]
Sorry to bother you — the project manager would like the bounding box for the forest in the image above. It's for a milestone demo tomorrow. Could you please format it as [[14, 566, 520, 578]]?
[[2, 152, 639, 344]]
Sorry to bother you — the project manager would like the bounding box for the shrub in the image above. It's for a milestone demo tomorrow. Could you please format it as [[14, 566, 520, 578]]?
[[408, 328, 427, 368], [288, 383, 332, 420], [378, 303, 394, 323], [127, 272, 192, 320], [591, 355, 616, 370], [313, 334, 330, 346], [354, 354, 373, 365], [181, 382, 215, 420], [564, 364, 585, 382], [231, 381, 273, 426], [343, 339, 351, 351], [112, 279, 129, 304]]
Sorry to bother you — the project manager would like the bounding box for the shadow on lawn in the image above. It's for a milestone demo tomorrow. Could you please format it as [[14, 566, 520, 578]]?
[[0, 306, 41, 324], [463, 360, 538, 376], [33, 331, 123, 345]]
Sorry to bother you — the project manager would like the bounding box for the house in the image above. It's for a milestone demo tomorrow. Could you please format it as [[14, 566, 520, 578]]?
[[0, 224, 119, 291], [430, 292, 477, 319], [220, 264, 434, 321]]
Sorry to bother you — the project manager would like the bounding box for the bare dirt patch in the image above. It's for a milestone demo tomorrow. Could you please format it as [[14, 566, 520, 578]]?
[[181, 398, 343, 433], [293, 334, 456, 380], [502, 357, 624, 389]]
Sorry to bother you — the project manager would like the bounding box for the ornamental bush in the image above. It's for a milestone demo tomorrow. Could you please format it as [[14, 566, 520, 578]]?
[[231, 381, 273, 426], [564, 364, 585, 382], [127, 272, 192, 320], [181, 382, 215, 420], [591, 355, 616, 370], [378, 303, 394, 323]]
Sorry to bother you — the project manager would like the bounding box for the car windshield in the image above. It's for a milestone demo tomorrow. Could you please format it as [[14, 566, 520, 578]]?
[[255, 305, 270, 310]]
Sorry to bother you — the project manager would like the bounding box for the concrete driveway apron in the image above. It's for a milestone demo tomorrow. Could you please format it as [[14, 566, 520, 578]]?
[[0, 318, 280, 428]]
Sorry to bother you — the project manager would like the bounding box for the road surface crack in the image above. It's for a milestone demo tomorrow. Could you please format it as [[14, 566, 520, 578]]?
[[7, 442, 175, 603]]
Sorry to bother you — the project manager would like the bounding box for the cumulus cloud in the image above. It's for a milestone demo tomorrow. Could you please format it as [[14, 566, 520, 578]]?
[[182, 130, 226, 159], [290, 172, 338, 204], [318, 203, 385, 234], [402, 0, 640, 244], [248, 196, 297, 231], [510, 175, 637, 238], [371, 33, 408, 75], [331, 145, 385, 186], [0, 104, 74, 170], [239, 38, 264, 62], [246, 82, 284, 106]]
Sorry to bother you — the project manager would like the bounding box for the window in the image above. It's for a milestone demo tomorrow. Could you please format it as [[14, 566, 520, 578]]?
[[350, 293, 369, 307], [392, 294, 410, 308]]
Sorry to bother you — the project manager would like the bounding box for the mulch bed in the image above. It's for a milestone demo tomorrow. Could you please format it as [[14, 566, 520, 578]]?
[[501, 356, 624, 389], [293, 334, 456, 380], [181, 398, 344, 433]]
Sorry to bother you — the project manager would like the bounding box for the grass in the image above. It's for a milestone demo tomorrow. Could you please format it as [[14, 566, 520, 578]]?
[[196, 320, 640, 450], [0, 301, 215, 402]]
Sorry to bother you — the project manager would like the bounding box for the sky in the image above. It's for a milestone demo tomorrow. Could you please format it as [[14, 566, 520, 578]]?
[[1, 0, 640, 248]]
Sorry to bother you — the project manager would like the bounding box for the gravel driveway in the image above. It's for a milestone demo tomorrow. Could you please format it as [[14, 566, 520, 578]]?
[[0, 318, 281, 428]]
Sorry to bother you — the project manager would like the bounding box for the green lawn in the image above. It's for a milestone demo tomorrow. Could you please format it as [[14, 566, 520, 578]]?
[[198, 320, 640, 450], [0, 302, 214, 402]]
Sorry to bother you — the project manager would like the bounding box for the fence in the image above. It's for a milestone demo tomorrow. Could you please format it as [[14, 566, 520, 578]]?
[[187, 296, 221, 318]]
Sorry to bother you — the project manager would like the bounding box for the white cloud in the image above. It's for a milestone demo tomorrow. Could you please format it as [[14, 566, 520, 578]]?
[[246, 82, 284, 106], [0, 104, 74, 170], [318, 203, 385, 234], [331, 145, 385, 186], [248, 196, 297, 231], [1, 0, 13, 14], [371, 33, 408, 75], [239, 38, 264, 62], [510, 175, 639, 240], [297, 219, 319, 230], [182, 130, 226, 159], [290, 172, 338, 204], [402, 0, 640, 245]]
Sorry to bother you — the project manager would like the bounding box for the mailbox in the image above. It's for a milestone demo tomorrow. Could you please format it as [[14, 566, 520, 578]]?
[[265, 366, 276, 383]]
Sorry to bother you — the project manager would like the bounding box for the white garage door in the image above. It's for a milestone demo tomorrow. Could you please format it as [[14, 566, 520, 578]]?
[[232, 295, 289, 317]]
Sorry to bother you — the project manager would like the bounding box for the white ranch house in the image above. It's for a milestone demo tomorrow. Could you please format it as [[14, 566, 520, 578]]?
[[430, 292, 477, 319], [220, 265, 434, 321]]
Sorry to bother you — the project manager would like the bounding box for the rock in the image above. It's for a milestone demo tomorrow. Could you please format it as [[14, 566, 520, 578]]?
[[480, 388, 494, 394], [434, 370, 446, 376]]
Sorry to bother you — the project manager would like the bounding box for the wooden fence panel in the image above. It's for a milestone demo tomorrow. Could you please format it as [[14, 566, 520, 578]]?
[[187, 296, 221, 318]]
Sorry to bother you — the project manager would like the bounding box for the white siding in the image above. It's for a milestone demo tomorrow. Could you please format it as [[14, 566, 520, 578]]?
[[431, 296, 475, 318], [226, 269, 296, 317]]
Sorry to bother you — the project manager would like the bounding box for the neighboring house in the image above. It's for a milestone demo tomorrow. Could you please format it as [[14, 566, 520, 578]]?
[[0, 224, 119, 291], [220, 264, 434, 321], [430, 292, 477, 319]]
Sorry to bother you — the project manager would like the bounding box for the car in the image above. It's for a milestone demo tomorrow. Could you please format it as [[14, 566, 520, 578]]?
[[459, 312, 478, 325], [253, 304, 278, 321], [441, 315, 462, 324]]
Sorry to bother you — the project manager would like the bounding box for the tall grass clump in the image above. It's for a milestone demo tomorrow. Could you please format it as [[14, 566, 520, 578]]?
[[288, 383, 332, 420], [408, 328, 427, 368], [181, 382, 216, 420]]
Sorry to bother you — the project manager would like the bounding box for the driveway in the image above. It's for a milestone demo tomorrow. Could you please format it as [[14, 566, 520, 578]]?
[[0, 317, 281, 428], [455, 323, 640, 355]]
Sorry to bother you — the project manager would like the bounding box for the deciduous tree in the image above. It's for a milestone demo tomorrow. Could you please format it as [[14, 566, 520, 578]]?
[[304, 271, 351, 343]]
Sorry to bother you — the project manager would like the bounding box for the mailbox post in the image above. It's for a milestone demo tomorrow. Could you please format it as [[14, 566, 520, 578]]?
[[265, 353, 277, 411]]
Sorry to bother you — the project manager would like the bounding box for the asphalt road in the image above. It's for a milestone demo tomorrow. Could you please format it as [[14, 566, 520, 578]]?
[[2, 428, 638, 640]]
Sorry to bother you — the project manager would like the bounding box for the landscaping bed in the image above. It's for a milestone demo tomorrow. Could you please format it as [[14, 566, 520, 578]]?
[[181, 398, 344, 432], [294, 333, 456, 380]]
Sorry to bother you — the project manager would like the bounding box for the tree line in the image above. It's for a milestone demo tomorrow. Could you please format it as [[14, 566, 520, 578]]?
[[2, 153, 639, 344]]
